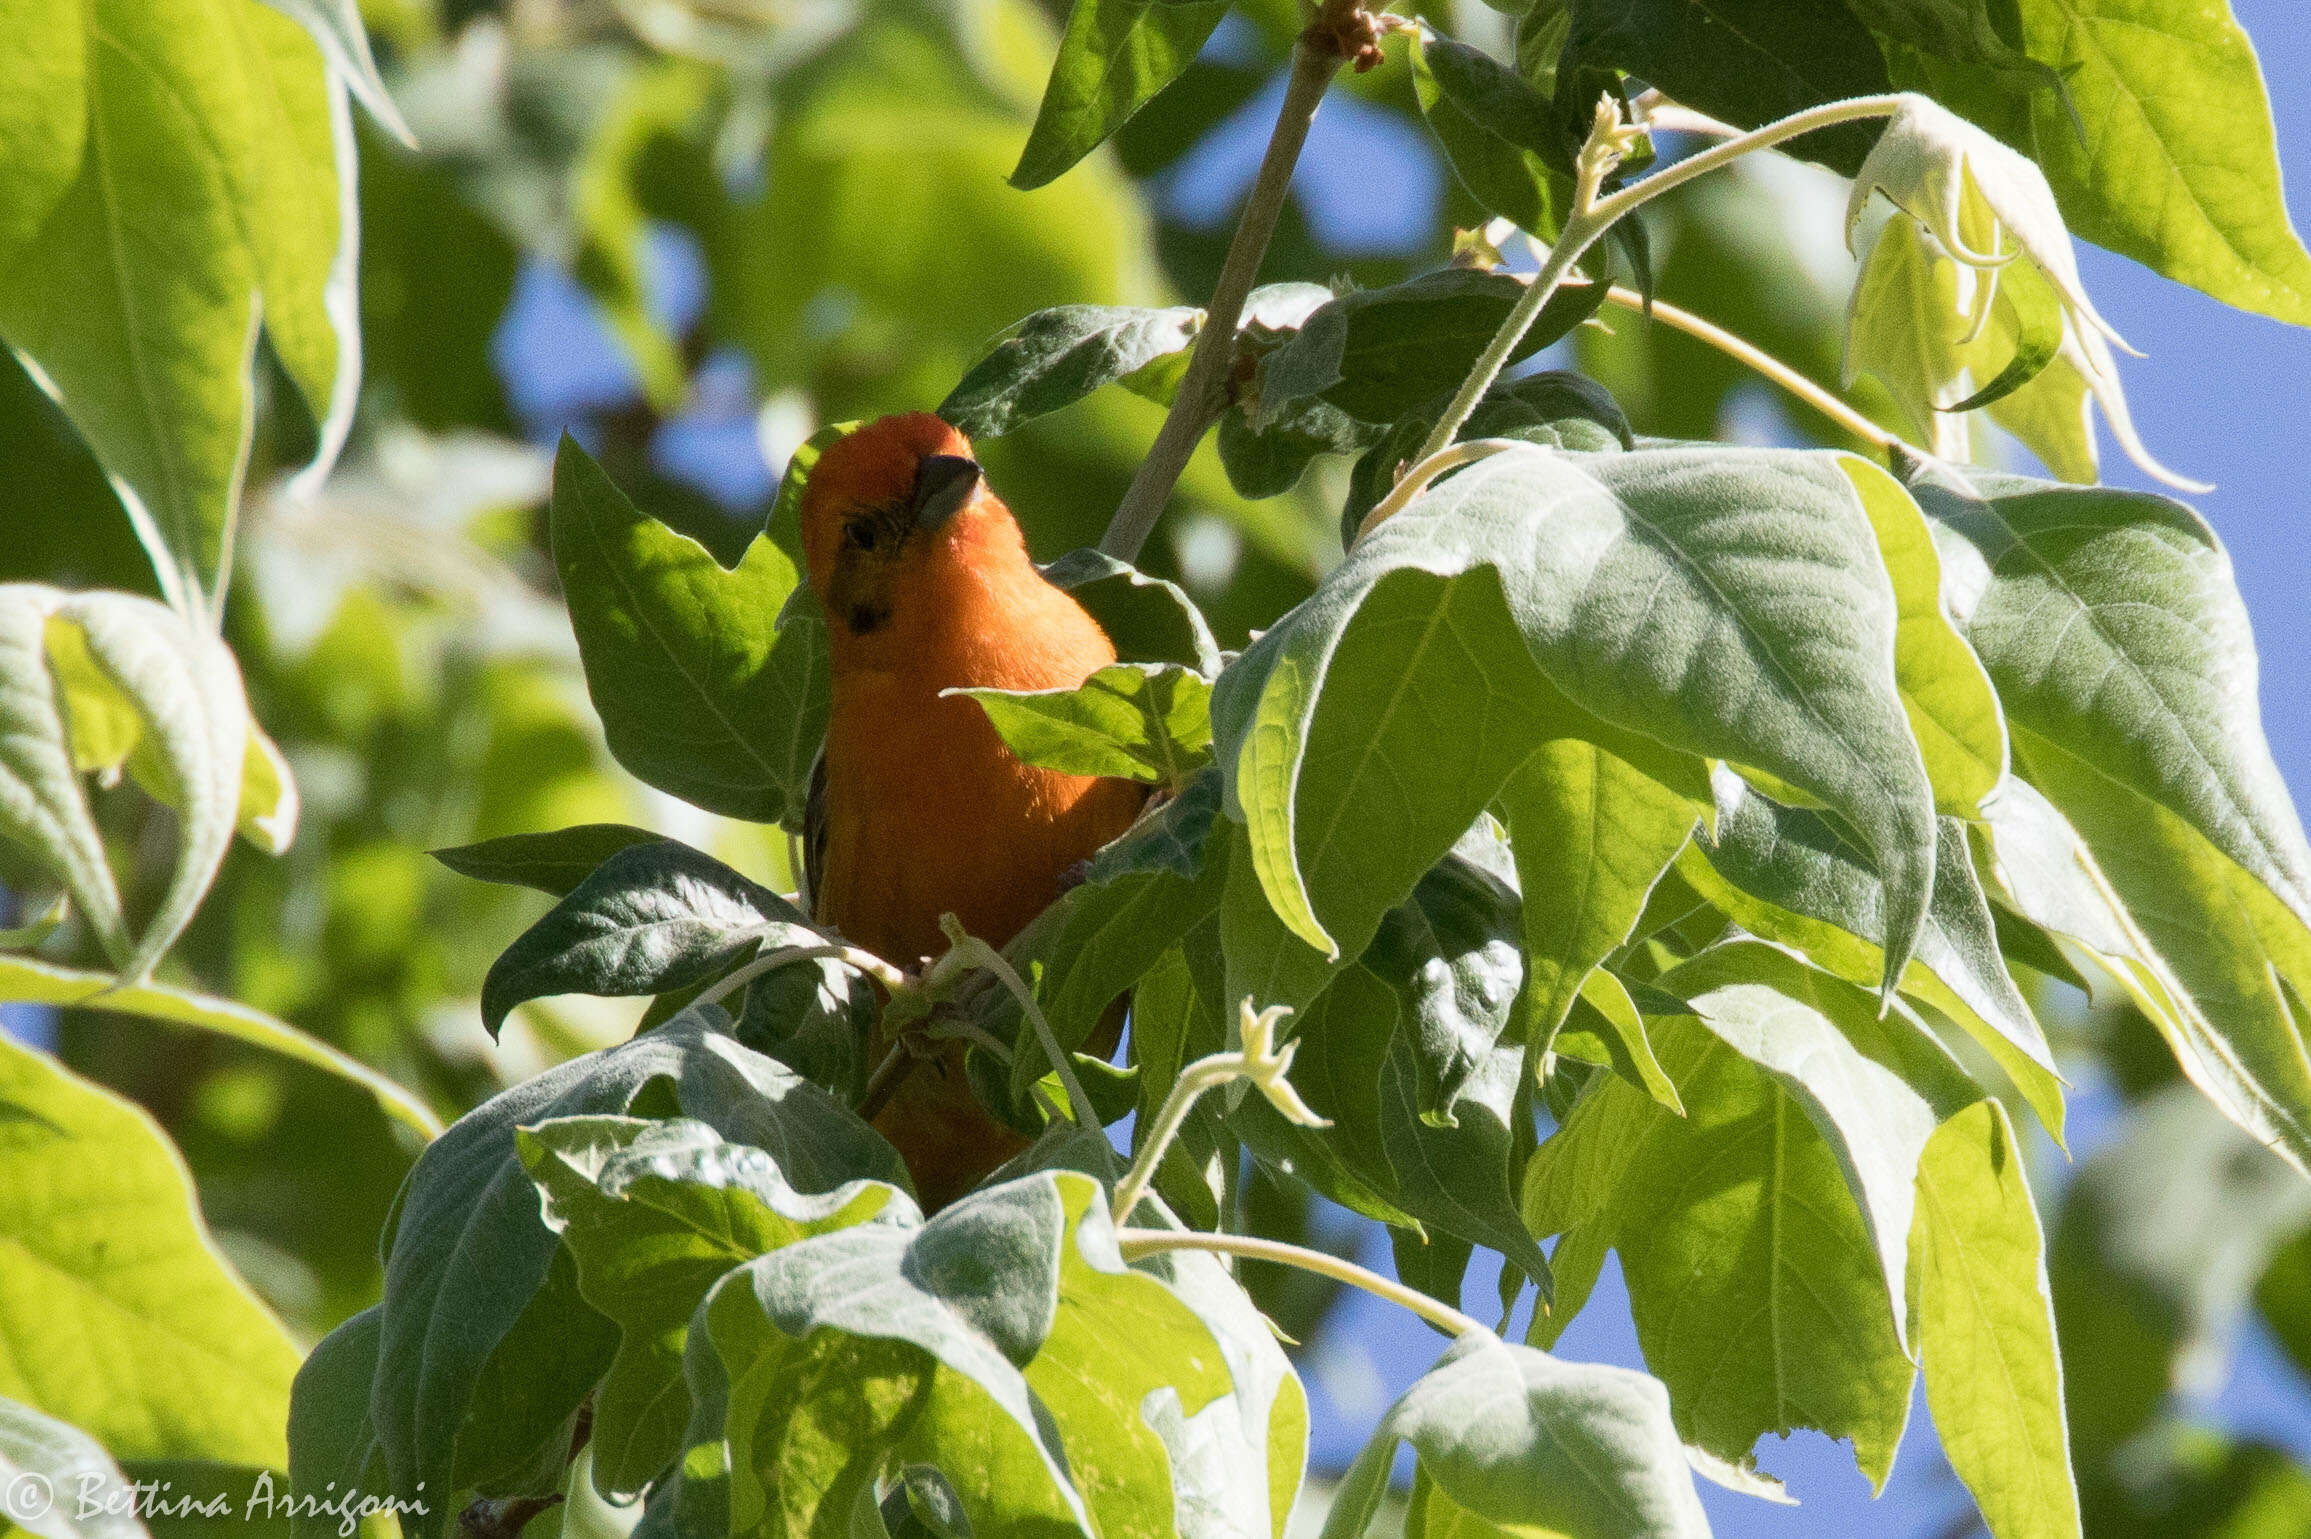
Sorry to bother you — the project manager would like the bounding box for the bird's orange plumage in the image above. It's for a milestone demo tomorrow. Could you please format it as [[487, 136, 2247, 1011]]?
[[799, 413, 1146, 1207]]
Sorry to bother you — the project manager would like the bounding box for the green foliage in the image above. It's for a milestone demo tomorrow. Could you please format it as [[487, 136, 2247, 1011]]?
[[16, 3, 2311, 1539]]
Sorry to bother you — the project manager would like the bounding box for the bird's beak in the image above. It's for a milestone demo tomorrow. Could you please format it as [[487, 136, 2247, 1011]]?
[[911, 455, 982, 531]]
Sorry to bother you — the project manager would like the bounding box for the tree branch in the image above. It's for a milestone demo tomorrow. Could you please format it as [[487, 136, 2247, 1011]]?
[[1099, 37, 1345, 563]]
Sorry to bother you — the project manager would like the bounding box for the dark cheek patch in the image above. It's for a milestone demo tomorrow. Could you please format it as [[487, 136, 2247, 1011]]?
[[848, 602, 892, 636]]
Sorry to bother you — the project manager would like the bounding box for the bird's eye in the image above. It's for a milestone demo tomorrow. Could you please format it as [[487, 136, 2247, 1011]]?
[[842, 519, 878, 552]]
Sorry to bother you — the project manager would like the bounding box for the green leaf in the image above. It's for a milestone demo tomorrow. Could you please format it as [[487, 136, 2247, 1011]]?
[[1910, 1100, 2080, 1539], [0, 1398, 144, 1539], [1663, 941, 1950, 1350], [0, 0, 356, 620], [287, 1310, 392, 1539], [1920, 467, 2311, 1171], [2014, 0, 2311, 327], [1843, 0, 2045, 76], [521, 1118, 908, 1502], [1552, 970, 1684, 1115], [0, 953, 439, 1141], [1126, 939, 1236, 1232], [1409, 30, 1571, 239], [1216, 394, 1380, 502], [959, 662, 1212, 787], [1565, 0, 1892, 174], [1493, 733, 1706, 1050], [705, 1170, 1230, 1539], [1678, 776, 2066, 1138], [480, 839, 822, 1039], [1040, 550, 1223, 676], [372, 1015, 905, 1537], [0, 1034, 299, 1469], [1010, 0, 1229, 191], [1522, 1008, 1916, 1485], [1254, 270, 1606, 430], [1213, 444, 1938, 1002], [1838, 453, 2007, 817], [551, 437, 826, 827], [431, 823, 666, 898], [0, 586, 260, 980], [1321, 1332, 1708, 1539], [940, 305, 1202, 438]]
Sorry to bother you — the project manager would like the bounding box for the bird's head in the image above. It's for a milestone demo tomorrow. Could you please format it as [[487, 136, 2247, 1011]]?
[[798, 413, 1023, 645]]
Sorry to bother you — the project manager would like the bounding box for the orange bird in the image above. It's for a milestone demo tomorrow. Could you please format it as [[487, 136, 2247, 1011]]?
[[797, 413, 1147, 1207]]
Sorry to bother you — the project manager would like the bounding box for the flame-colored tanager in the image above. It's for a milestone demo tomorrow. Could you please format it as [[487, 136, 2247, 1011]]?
[[798, 413, 1147, 1206]]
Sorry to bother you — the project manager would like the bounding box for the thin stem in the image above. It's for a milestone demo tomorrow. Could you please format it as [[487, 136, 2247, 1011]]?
[[1591, 284, 1905, 452], [855, 1042, 912, 1122], [938, 915, 1100, 1132], [1115, 1227, 1485, 1338], [1586, 94, 1904, 227], [1101, 40, 1343, 562], [693, 941, 909, 1012], [1351, 437, 1527, 545], [1110, 1056, 1235, 1223], [1415, 221, 1599, 464], [1418, 93, 1907, 464]]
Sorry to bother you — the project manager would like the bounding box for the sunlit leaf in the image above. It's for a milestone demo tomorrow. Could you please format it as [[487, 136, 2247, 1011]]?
[[0, 1035, 299, 1471], [958, 662, 1213, 787], [522, 1117, 908, 1502], [1910, 1100, 2080, 1539], [941, 304, 1202, 438], [1321, 1332, 1709, 1539], [0, 1399, 144, 1539], [0, 953, 438, 1140], [0, 0, 357, 619]]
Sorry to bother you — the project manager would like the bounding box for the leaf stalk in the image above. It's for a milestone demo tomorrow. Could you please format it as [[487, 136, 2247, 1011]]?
[[1116, 1227, 1485, 1337]]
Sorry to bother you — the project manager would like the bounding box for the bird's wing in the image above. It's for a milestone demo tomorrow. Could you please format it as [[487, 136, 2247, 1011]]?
[[802, 744, 828, 923]]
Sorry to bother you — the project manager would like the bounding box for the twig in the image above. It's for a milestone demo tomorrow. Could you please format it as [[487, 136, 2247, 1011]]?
[[1099, 38, 1345, 562], [1116, 1227, 1484, 1338], [855, 1041, 913, 1122], [1109, 1000, 1327, 1223], [1350, 437, 1528, 545], [937, 914, 1100, 1132]]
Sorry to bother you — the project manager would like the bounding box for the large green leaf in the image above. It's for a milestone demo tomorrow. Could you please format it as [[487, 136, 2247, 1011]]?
[[1212, 444, 1938, 1004], [1320, 1332, 1709, 1539], [551, 438, 826, 828], [1565, 0, 1892, 174], [1523, 1009, 1917, 1486], [0, 954, 437, 1140], [2015, 0, 2311, 326], [479, 838, 823, 1039], [521, 1117, 908, 1502], [0, 1035, 299, 1470], [1920, 467, 2311, 1170], [0, 0, 357, 620], [1040, 550, 1223, 676], [1679, 776, 2066, 1137], [0, 1398, 144, 1539], [703, 1170, 1231, 1539], [1909, 1100, 2079, 1539], [1664, 942, 1952, 1346], [369, 1015, 904, 1537], [1010, 0, 1229, 191]]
